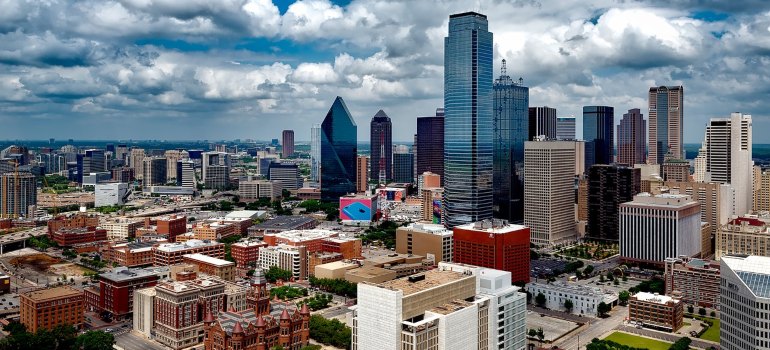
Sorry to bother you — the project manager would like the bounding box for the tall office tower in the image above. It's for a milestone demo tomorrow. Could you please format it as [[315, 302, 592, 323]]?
[[719, 255, 770, 350], [493, 60, 529, 222], [129, 148, 146, 180], [164, 150, 182, 182], [0, 172, 36, 219], [753, 165, 762, 212], [392, 147, 414, 183], [177, 160, 195, 188], [412, 133, 418, 184], [527, 106, 556, 140], [115, 144, 128, 161], [617, 108, 646, 166], [583, 106, 614, 169], [648, 85, 684, 164], [281, 130, 295, 158], [556, 117, 576, 140], [310, 124, 321, 187], [524, 140, 578, 246], [704, 112, 753, 216], [369, 110, 392, 184], [693, 144, 706, 182], [353, 263, 527, 350], [268, 162, 301, 191], [443, 12, 493, 228], [586, 164, 641, 241], [418, 171, 441, 193], [320, 97, 357, 202], [416, 109, 445, 185], [758, 170, 770, 212], [202, 152, 231, 190], [665, 181, 732, 253], [619, 193, 701, 266], [356, 156, 368, 193], [142, 157, 167, 187], [76, 149, 106, 184]]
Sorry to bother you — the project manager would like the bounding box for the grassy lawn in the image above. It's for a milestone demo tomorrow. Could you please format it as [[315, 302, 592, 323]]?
[[699, 317, 720, 342], [604, 332, 672, 350]]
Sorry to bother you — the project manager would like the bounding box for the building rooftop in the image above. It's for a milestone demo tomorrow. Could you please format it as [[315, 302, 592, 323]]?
[[454, 219, 528, 234], [224, 210, 266, 220], [376, 269, 471, 296], [232, 239, 268, 248], [402, 223, 453, 236], [154, 239, 222, 252], [316, 260, 358, 270], [427, 299, 475, 315], [22, 286, 82, 301], [250, 216, 316, 231], [184, 253, 234, 267], [364, 253, 424, 267], [527, 281, 618, 301], [100, 267, 161, 282], [624, 193, 697, 208], [266, 229, 338, 242], [634, 292, 678, 304]]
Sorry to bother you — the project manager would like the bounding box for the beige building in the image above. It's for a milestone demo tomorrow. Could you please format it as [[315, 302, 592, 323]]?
[[315, 261, 358, 280], [356, 155, 368, 193], [716, 216, 770, 259], [239, 180, 281, 201], [421, 187, 443, 223], [130, 148, 146, 179], [164, 150, 183, 182], [101, 217, 143, 242], [758, 170, 770, 212], [133, 287, 156, 339], [182, 253, 235, 281], [345, 265, 398, 284], [648, 85, 684, 164], [662, 159, 689, 182], [396, 223, 453, 263], [664, 181, 733, 248]]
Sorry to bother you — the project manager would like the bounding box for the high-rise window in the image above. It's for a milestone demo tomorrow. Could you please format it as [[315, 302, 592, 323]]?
[[320, 97, 357, 201]]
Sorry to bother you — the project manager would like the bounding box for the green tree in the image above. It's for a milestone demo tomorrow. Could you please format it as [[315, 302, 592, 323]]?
[[699, 307, 707, 316], [583, 265, 594, 275], [264, 266, 293, 283], [75, 330, 115, 350], [687, 305, 694, 314], [668, 337, 692, 350], [618, 290, 630, 306], [564, 299, 574, 313], [528, 329, 537, 338], [597, 302, 611, 317], [309, 315, 351, 349], [535, 292, 546, 307]]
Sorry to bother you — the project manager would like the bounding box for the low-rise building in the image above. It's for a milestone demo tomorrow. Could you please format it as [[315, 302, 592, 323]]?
[[153, 240, 225, 266], [193, 221, 238, 241], [203, 303, 310, 350], [154, 278, 226, 350], [263, 229, 339, 252], [628, 292, 684, 332], [156, 215, 187, 242], [345, 265, 398, 284], [314, 261, 358, 280], [321, 236, 362, 259], [526, 282, 618, 316], [308, 252, 343, 277], [396, 223, 453, 263], [46, 213, 100, 235], [20, 286, 84, 333], [86, 267, 163, 320], [50, 226, 107, 247], [183, 254, 236, 282], [104, 241, 160, 267], [248, 216, 317, 237], [101, 217, 143, 242], [258, 244, 307, 281], [664, 257, 720, 309], [239, 180, 282, 201], [230, 239, 268, 268], [716, 216, 770, 259], [224, 282, 250, 313]]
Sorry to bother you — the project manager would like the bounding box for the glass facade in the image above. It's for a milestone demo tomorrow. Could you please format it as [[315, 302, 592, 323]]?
[[582, 106, 614, 169], [493, 70, 529, 222], [310, 124, 321, 187], [444, 12, 494, 228], [416, 110, 444, 185], [369, 110, 392, 184], [320, 97, 357, 201]]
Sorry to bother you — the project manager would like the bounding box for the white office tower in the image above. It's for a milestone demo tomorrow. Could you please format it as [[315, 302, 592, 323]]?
[[704, 112, 753, 216], [310, 124, 321, 188], [353, 262, 526, 350], [693, 143, 707, 183], [720, 255, 770, 350], [94, 182, 128, 207]]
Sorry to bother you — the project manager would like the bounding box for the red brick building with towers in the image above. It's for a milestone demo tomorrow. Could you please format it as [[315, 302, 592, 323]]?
[[452, 219, 530, 284]]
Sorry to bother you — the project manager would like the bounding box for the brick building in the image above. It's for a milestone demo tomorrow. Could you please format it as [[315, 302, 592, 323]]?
[[20, 286, 84, 333], [308, 252, 343, 277], [452, 219, 530, 284], [262, 229, 338, 252], [628, 292, 683, 332], [193, 221, 238, 241], [664, 257, 720, 309], [46, 214, 100, 234], [183, 254, 236, 281], [153, 240, 225, 266], [84, 267, 161, 320], [154, 278, 226, 350], [156, 215, 187, 242], [320, 236, 362, 259], [104, 241, 160, 267], [50, 226, 107, 247], [231, 240, 268, 268]]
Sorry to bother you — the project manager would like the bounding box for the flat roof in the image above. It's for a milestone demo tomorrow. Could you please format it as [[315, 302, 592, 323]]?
[[232, 240, 268, 248], [347, 266, 395, 278], [267, 229, 338, 242], [184, 253, 234, 267], [376, 269, 470, 296], [101, 267, 160, 282], [403, 223, 452, 236], [251, 216, 316, 230], [428, 299, 474, 315], [365, 253, 423, 266], [224, 210, 266, 219], [316, 261, 358, 270], [23, 286, 82, 301], [454, 220, 528, 234], [155, 239, 221, 252], [634, 292, 677, 304]]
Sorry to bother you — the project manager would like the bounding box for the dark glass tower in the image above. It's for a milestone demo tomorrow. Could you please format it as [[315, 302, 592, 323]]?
[[416, 109, 444, 185], [393, 152, 414, 183], [583, 106, 614, 169], [493, 61, 529, 222], [444, 12, 493, 228], [320, 96, 357, 202], [369, 110, 392, 184], [587, 164, 640, 241]]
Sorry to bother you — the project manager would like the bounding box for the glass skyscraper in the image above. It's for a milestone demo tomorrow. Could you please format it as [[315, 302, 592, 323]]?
[[444, 12, 494, 228], [369, 110, 392, 184], [320, 96, 357, 201], [416, 109, 444, 185], [583, 106, 614, 169], [493, 61, 529, 222], [310, 124, 321, 187]]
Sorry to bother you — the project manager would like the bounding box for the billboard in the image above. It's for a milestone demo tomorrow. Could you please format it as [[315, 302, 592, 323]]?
[[432, 199, 442, 224], [340, 197, 374, 221], [376, 187, 406, 202]]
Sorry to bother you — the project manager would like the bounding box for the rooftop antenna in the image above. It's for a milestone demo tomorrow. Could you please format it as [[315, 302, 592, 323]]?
[[501, 59, 507, 77]]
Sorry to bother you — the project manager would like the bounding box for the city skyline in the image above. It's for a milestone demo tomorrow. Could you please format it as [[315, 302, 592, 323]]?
[[1, 1, 768, 143]]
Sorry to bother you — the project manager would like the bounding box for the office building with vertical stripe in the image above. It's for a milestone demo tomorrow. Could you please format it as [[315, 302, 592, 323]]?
[[356, 155, 368, 193], [617, 108, 646, 166], [648, 86, 684, 164], [281, 130, 294, 158], [704, 112, 753, 216], [556, 117, 576, 140], [416, 109, 444, 185], [370, 110, 392, 184], [528, 106, 556, 140], [443, 12, 493, 227], [720, 255, 770, 350], [0, 172, 36, 219], [583, 106, 614, 168]]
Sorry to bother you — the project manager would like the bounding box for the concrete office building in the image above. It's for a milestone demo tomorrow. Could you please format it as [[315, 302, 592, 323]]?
[[716, 216, 770, 259], [720, 255, 770, 350], [133, 287, 156, 339], [528, 106, 557, 140], [183, 254, 236, 282], [648, 86, 684, 164], [202, 152, 230, 190], [526, 282, 618, 316], [664, 257, 720, 309], [0, 172, 37, 219], [556, 116, 576, 140], [704, 112, 753, 216], [164, 150, 183, 182], [757, 170, 770, 212], [620, 193, 702, 266], [239, 180, 281, 201], [268, 162, 301, 191], [281, 130, 294, 157], [524, 140, 577, 246], [629, 292, 683, 332], [617, 108, 646, 166], [142, 157, 167, 187], [662, 158, 690, 182], [102, 217, 143, 242], [356, 155, 368, 193], [129, 148, 146, 179], [258, 244, 307, 280], [665, 181, 733, 250], [396, 223, 453, 263], [418, 171, 441, 193], [94, 182, 128, 207], [353, 263, 527, 350]]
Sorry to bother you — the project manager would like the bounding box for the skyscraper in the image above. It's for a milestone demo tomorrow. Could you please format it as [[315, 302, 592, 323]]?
[[587, 164, 641, 241], [416, 109, 444, 185], [202, 152, 230, 190], [720, 255, 770, 350], [556, 117, 576, 140], [583, 106, 614, 169], [648, 86, 684, 164], [0, 172, 36, 219], [528, 106, 556, 140], [356, 155, 368, 193], [493, 60, 529, 222], [142, 157, 167, 187], [164, 150, 182, 182], [617, 108, 646, 166], [392, 148, 414, 183], [281, 130, 294, 158], [310, 124, 321, 187], [369, 110, 392, 184], [704, 112, 753, 216], [320, 97, 357, 202], [444, 12, 493, 228]]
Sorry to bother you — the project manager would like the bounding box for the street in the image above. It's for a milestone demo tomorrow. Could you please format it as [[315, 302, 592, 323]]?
[[555, 305, 627, 350]]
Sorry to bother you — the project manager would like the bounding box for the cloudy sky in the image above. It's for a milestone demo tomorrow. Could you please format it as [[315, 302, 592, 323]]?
[[1, 0, 769, 143]]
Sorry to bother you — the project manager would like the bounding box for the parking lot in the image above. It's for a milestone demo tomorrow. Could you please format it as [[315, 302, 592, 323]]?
[[525, 311, 581, 342], [530, 258, 568, 278]]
